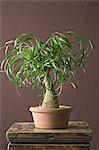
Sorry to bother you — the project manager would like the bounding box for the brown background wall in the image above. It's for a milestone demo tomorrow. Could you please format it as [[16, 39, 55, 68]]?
[[0, 1, 99, 150]]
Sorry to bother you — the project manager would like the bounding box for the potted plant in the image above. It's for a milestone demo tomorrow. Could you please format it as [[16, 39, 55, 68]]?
[[0, 31, 93, 129]]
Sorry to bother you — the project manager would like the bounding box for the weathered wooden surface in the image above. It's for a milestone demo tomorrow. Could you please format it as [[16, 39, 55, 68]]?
[[8, 143, 90, 150], [6, 121, 92, 144]]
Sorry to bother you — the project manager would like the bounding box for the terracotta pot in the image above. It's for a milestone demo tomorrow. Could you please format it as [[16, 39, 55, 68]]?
[[29, 105, 73, 129]]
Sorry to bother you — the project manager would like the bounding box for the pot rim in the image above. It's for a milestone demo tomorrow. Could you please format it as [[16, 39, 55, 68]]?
[[29, 105, 73, 113]]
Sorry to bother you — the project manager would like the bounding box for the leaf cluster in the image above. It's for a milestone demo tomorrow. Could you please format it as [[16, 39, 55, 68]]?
[[0, 31, 93, 95]]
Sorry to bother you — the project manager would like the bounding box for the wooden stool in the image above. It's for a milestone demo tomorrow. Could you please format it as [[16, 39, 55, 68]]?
[[6, 121, 92, 150]]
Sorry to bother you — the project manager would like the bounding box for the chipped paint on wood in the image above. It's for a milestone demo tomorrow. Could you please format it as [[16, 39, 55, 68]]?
[[6, 121, 92, 150], [8, 143, 90, 150], [6, 121, 92, 144]]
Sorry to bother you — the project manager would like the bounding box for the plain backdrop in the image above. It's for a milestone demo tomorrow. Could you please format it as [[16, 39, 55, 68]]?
[[0, 1, 99, 150]]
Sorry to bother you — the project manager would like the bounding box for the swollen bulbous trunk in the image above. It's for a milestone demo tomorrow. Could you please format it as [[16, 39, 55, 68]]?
[[42, 89, 59, 108], [41, 76, 59, 108]]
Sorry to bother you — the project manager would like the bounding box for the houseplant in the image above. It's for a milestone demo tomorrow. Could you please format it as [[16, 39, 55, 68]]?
[[0, 31, 93, 129]]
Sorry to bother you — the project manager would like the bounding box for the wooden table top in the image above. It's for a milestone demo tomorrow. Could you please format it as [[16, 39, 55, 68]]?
[[6, 121, 92, 144]]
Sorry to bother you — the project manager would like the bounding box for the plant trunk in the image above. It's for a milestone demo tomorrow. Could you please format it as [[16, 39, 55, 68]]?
[[41, 76, 59, 108]]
